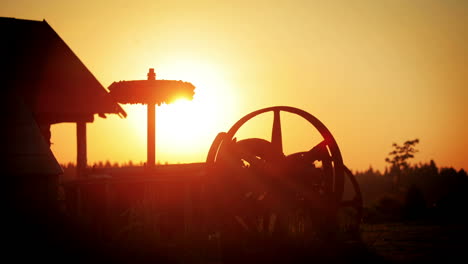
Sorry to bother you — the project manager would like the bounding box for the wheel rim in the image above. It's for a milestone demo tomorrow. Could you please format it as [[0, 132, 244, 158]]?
[[208, 106, 345, 202]]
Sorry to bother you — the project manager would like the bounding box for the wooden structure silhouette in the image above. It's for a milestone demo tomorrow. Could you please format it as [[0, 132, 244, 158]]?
[[2, 17, 126, 178], [2, 17, 126, 230], [108, 69, 195, 169]]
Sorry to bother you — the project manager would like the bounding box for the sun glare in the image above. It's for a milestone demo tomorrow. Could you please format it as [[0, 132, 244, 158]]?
[[124, 59, 236, 164], [158, 98, 213, 150]]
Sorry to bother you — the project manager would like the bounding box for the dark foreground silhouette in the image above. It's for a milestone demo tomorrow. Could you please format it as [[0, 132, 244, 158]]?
[[6, 211, 385, 264], [8, 190, 468, 264]]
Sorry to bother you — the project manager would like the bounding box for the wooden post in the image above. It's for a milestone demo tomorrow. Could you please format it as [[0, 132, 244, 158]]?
[[147, 104, 155, 170], [146, 68, 157, 170], [77, 122, 87, 177]]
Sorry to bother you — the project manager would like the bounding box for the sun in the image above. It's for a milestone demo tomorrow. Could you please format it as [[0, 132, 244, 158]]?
[[158, 98, 214, 150], [125, 59, 237, 164]]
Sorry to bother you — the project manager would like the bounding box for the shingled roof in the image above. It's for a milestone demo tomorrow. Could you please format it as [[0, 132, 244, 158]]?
[[1, 17, 126, 124]]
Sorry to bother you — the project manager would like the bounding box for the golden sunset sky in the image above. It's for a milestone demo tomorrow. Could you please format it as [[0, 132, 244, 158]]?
[[2, 0, 467, 171]]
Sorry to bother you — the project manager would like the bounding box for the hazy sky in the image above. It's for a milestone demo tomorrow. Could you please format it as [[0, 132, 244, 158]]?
[[2, 0, 467, 171]]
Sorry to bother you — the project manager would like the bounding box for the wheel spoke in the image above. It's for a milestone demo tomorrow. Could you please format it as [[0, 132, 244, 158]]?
[[271, 110, 283, 156]]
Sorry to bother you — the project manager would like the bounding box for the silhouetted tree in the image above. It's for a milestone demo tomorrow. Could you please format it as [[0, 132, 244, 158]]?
[[385, 139, 419, 187], [385, 139, 419, 169]]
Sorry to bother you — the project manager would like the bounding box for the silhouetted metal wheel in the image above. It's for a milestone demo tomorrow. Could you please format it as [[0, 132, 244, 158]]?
[[205, 106, 362, 250]]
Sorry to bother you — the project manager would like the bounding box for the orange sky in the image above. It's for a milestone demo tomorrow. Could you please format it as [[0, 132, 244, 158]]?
[[2, 0, 467, 171]]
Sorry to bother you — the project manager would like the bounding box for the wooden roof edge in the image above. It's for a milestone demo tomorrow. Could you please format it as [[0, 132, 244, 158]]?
[[42, 19, 127, 119]]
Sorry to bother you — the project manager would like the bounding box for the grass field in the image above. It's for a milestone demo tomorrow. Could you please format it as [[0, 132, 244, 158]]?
[[361, 222, 468, 263]]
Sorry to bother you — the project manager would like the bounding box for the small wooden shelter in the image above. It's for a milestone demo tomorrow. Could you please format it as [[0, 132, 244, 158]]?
[[2, 17, 126, 177], [2, 17, 126, 220]]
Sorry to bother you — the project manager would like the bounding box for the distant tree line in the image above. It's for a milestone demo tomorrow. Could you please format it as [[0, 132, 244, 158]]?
[[352, 139, 468, 223], [61, 160, 169, 169], [60, 160, 165, 181]]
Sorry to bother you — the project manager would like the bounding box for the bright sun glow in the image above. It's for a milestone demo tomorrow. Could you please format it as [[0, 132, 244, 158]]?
[[125, 59, 237, 164]]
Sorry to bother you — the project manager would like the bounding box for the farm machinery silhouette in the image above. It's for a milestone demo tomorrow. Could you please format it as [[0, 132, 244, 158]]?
[[63, 70, 363, 258], [204, 106, 362, 242]]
